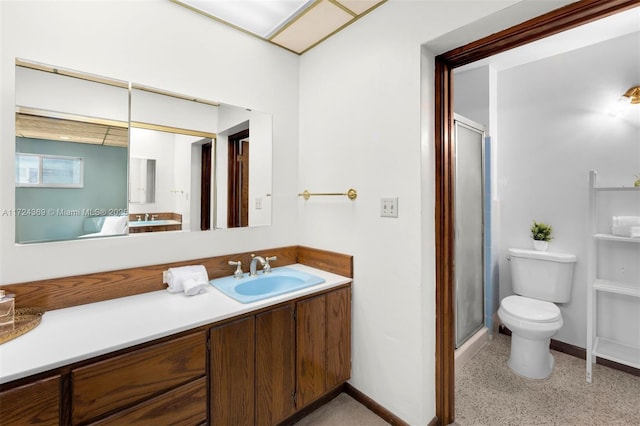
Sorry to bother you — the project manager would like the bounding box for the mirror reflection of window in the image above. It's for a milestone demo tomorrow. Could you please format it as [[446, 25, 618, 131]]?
[[14, 62, 129, 243]]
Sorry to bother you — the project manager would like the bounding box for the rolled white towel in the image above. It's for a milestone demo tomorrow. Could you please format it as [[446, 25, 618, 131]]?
[[612, 216, 640, 226], [164, 265, 208, 294], [183, 276, 208, 296]]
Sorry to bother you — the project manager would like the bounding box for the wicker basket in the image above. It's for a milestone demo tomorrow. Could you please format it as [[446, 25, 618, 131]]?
[[0, 307, 45, 345]]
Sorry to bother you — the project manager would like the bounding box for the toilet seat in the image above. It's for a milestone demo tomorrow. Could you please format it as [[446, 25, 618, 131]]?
[[501, 295, 561, 323]]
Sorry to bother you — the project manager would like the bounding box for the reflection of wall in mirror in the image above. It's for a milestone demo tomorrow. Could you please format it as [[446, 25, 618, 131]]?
[[130, 90, 219, 232], [249, 112, 272, 227], [15, 138, 127, 242]]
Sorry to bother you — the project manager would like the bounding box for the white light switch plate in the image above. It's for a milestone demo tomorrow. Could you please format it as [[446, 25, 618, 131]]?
[[381, 197, 398, 218]]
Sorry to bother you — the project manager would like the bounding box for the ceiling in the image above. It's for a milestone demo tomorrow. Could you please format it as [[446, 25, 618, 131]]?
[[16, 109, 129, 148], [172, 0, 387, 54]]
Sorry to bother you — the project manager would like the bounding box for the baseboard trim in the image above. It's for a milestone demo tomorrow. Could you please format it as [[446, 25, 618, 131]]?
[[279, 385, 343, 425], [343, 383, 410, 426], [499, 326, 640, 377]]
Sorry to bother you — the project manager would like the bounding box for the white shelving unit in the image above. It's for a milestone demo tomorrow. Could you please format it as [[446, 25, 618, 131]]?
[[586, 171, 640, 383]]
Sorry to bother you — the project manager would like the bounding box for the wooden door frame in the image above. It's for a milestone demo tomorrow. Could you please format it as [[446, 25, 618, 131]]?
[[434, 1, 640, 424], [227, 129, 250, 228]]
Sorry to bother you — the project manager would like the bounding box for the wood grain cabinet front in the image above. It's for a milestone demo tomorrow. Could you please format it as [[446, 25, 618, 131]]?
[[296, 286, 351, 410], [256, 304, 296, 425], [209, 317, 256, 426], [0, 375, 60, 425], [72, 331, 206, 425]]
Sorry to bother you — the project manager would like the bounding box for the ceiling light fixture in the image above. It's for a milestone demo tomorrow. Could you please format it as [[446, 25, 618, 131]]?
[[622, 85, 640, 104], [176, 0, 314, 38]]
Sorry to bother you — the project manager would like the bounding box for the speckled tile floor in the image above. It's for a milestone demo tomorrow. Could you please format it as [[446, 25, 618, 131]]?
[[294, 393, 389, 426], [455, 333, 640, 425]]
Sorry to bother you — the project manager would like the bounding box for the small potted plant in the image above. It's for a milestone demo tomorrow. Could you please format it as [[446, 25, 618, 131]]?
[[634, 173, 640, 187], [530, 220, 553, 251]]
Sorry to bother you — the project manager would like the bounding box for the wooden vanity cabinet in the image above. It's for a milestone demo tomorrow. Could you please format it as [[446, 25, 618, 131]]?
[[296, 286, 351, 409], [210, 316, 256, 426], [72, 331, 207, 425], [1, 284, 350, 426], [210, 285, 351, 426], [0, 375, 60, 425], [256, 304, 296, 425]]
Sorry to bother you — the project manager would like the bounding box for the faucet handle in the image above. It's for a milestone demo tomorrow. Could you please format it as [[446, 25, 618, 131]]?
[[228, 260, 244, 278], [263, 256, 278, 273]]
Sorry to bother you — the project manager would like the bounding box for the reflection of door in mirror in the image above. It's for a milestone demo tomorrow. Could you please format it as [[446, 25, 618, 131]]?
[[228, 129, 249, 228], [200, 142, 213, 231]]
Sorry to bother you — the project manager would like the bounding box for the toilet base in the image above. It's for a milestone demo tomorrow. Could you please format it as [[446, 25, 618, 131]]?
[[507, 333, 555, 379]]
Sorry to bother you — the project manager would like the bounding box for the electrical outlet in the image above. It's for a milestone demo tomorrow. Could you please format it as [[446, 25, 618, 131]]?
[[255, 197, 262, 210], [381, 197, 398, 218]]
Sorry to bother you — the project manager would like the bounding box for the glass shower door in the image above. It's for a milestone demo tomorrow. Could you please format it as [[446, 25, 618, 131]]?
[[454, 115, 485, 348]]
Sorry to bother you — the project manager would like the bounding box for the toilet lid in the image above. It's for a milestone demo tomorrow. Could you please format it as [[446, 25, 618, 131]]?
[[501, 295, 561, 323]]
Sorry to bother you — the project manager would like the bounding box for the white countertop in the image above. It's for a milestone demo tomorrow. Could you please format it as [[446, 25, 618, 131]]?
[[0, 264, 351, 384]]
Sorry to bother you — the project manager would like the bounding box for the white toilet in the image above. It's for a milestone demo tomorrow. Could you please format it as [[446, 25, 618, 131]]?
[[498, 248, 576, 379]]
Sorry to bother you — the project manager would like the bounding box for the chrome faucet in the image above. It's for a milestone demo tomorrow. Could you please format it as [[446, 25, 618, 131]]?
[[228, 260, 244, 278], [249, 255, 266, 276], [263, 256, 277, 273], [249, 254, 278, 276], [145, 213, 150, 221]]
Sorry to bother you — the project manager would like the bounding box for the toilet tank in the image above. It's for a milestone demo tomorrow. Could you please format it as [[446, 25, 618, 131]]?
[[508, 248, 577, 303]]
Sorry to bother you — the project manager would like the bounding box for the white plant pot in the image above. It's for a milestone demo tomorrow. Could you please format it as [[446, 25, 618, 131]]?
[[533, 240, 548, 251]]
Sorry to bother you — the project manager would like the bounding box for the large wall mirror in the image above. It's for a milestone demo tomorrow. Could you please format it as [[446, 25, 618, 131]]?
[[14, 59, 273, 244]]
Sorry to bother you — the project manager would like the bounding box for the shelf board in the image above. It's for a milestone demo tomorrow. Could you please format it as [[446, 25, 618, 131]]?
[[594, 279, 640, 297], [594, 234, 640, 243], [593, 337, 640, 369], [594, 186, 640, 192]]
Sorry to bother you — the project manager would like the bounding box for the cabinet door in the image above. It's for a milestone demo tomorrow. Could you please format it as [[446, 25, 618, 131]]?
[[210, 317, 255, 426], [0, 375, 60, 425], [326, 287, 351, 388], [72, 331, 206, 424], [296, 294, 326, 408], [256, 304, 296, 426]]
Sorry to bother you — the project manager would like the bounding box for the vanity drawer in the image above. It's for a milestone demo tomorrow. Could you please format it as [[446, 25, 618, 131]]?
[[89, 377, 207, 426], [72, 331, 206, 424], [0, 375, 60, 425]]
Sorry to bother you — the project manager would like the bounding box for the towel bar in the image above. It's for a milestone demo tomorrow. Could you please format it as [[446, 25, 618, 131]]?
[[298, 188, 357, 201]]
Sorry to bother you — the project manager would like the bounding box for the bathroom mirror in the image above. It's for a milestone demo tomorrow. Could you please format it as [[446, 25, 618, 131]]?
[[14, 60, 273, 243]]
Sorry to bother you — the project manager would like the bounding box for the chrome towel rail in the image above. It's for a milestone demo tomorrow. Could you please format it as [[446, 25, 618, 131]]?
[[298, 188, 357, 201]]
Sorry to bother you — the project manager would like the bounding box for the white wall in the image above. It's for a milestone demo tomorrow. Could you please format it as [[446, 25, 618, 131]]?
[[298, 1, 524, 424], [0, 0, 299, 283], [497, 32, 640, 347]]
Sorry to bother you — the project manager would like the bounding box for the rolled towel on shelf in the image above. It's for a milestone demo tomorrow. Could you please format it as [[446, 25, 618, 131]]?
[[611, 216, 640, 237], [183, 275, 209, 296], [164, 265, 208, 294], [612, 216, 640, 226], [631, 226, 640, 239]]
